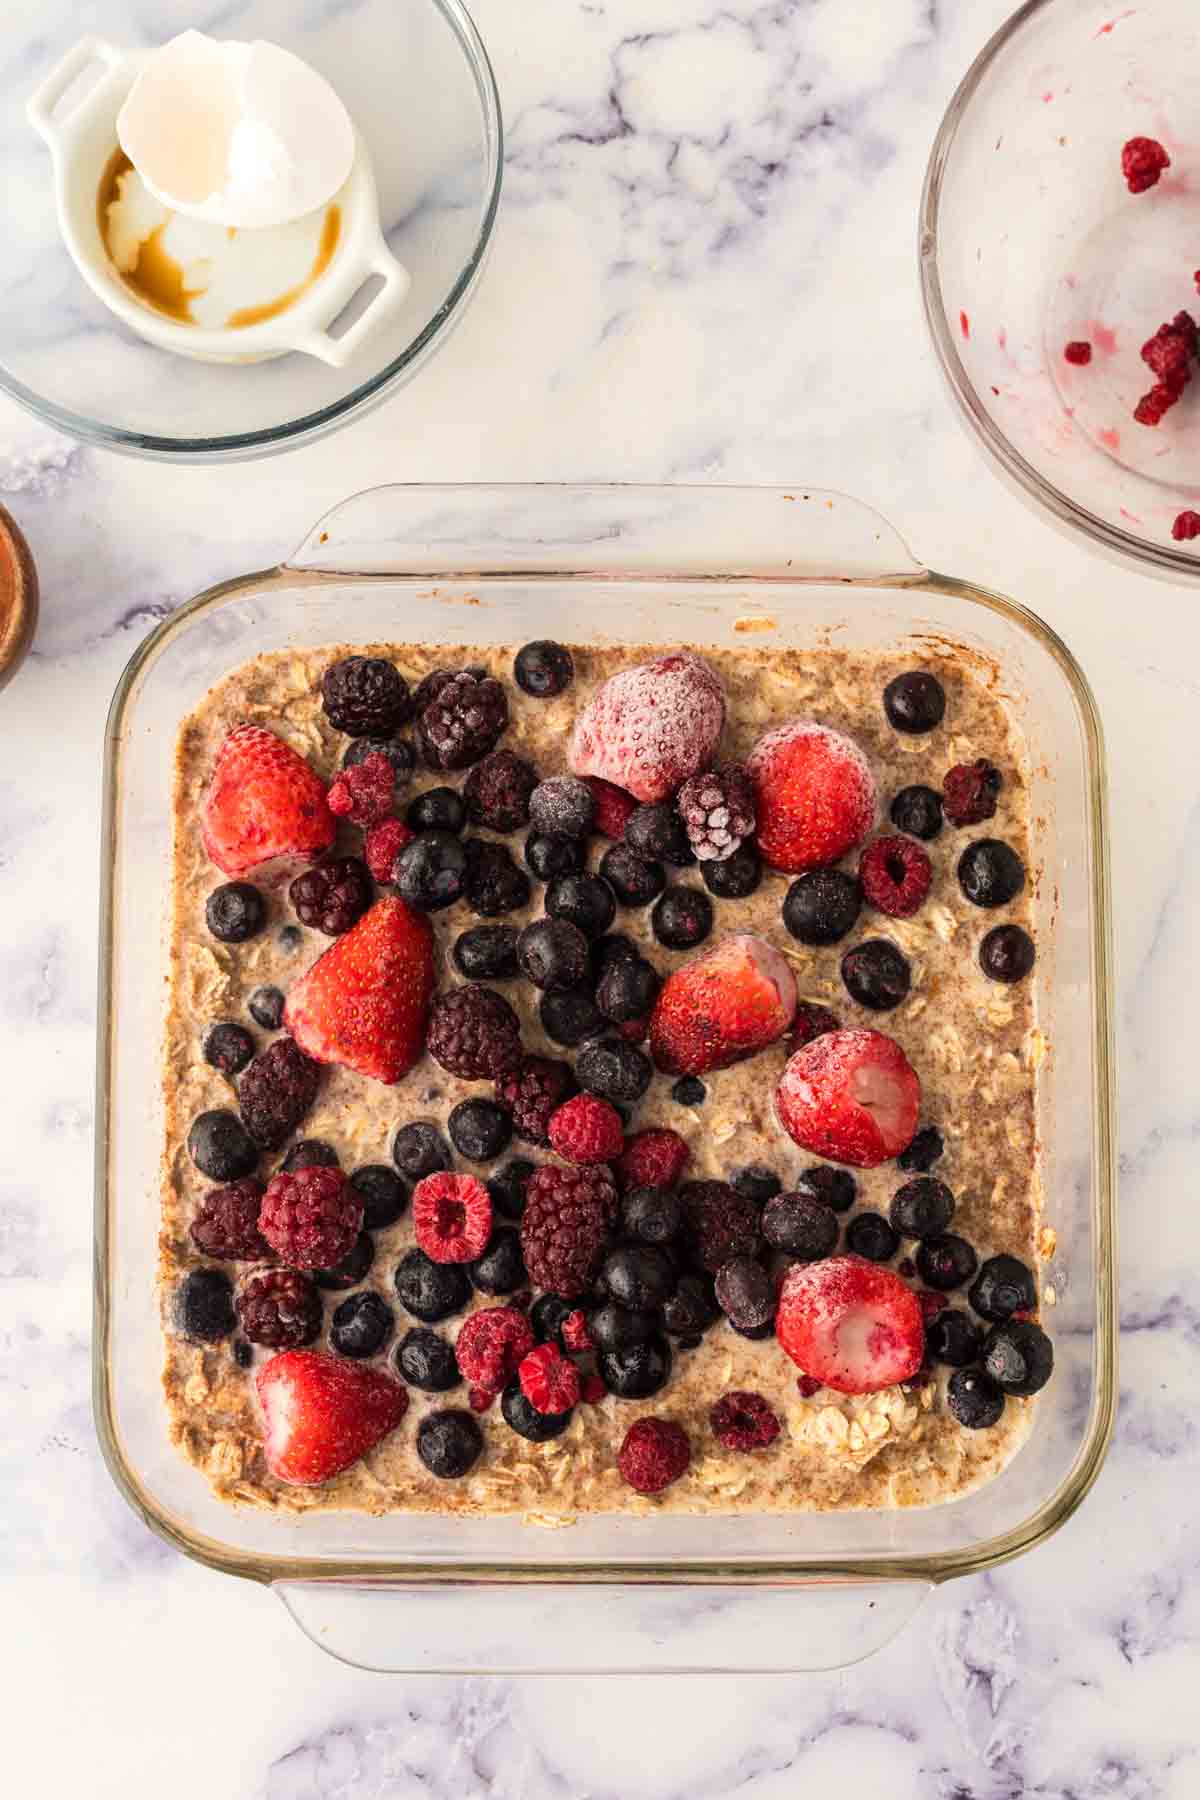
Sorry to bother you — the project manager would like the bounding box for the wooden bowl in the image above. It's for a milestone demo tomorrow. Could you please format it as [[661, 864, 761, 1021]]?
[[0, 505, 38, 691]]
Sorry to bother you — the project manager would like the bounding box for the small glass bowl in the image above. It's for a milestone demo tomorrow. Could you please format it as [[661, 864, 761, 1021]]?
[[921, 0, 1200, 577], [1, 0, 501, 462]]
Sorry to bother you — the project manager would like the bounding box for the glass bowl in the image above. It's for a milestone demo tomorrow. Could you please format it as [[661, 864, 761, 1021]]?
[[1, 0, 501, 462], [921, 0, 1200, 577]]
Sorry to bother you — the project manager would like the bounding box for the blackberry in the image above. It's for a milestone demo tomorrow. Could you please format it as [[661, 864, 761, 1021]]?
[[883, 671, 946, 734], [845, 1210, 899, 1262], [980, 925, 1036, 983], [528, 775, 594, 838], [174, 1268, 236, 1342], [238, 1038, 322, 1150], [678, 1181, 761, 1273], [416, 670, 508, 769], [761, 1190, 839, 1259], [890, 1178, 955, 1239], [394, 831, 469, 912], [392, 1121, 452, 1180], [916, 1232, 978, 1291], [714, 1256, 775, 1330], [676, 763, 755, 861], [469, 1227, 527, 1294], [652, 885, 712, 949], [841, 939, 911, 1011], [621, 1186, 683, 1244], [599, 1333, 672, 1399], [448, 1097, 512, 1162], [496, 1054, 577, 1144], [944, 760, 1002, 828], [236, 1268, 322, 1349], [625, 803, 694, 866], [394, 1247, 472, 1321], [540, 986, 605, 1047], [782, 870, 862, 946], [349, 1164, 408, 1231], [487, 1158, 536, 1220], [187, 1110, 258, 1182], [514, 640, 574, 698], [321, 655, 411, 737], [289, 857, 372, 935], [601, 1243, 676, 1310], [247, 985, 285, 1030], [314, 1231, 376, 1291], [342, 735, 415, 788], [926, 1308, 982, 1367], [796, 1166, 856, 1213], [330, 1290, 394, 1359], [464, 750, 538, 831], [981, 1320, 1054, 1395], [701, 841, 762, 899], [203, 1021, 255, 1077], [969, 1254, 1037, 1322], [546, 873, 616, 939], [397, 1326, 461, 1391], [418, 1408, 484, 1475], [671, 1076, 706, 1107], [596, 954, 660, 1023], [520, 1163, 617, 1298], [525, 831, 585, 883], [730, 1166, 781, 1206], [662, 1271, 720, 1337], [206, 882, 265, 944], [190, 1178, 270, 1260], [575, 1037, 652, 1104], [407, 787, 466, 834], [890, 785, 943, 840], [463, 840, 531, 917], [501, 1380, 573, 1441], [454, 923, 520, 980], [280, 1139, 339, 1172], [947, 1367, 1005, 1430], [517, 917, 590, 991], [898, 1126, 944, 1174], [426, 984, 522, 1080], [599, 843, 665, 907]]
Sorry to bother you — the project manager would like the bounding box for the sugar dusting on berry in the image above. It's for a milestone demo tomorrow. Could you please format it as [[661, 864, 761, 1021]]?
[[569, 652, 726, 804]]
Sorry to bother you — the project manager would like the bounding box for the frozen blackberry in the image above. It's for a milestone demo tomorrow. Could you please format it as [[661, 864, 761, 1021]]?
[[342, 734, 415, 788], [487, 1158, 536, 1220], [203, 1021, 255, 1077], [188, 1110, 259, 1182], [190, 1178, 270, 1260], [238, 1037, 322, 1151], [576, 1036, 652, 1104], [890, 785, 943, 840], [514, 639, 574, 698], [280, 1139, 339, 1172], [322, 655, 411, 737], [289, 857, 372, 936], [595, 954, 660, 1023], [524, 831, 585, 883], [841, 939, 911, 1011], [206, 882, 265, 944], [418, 1408, 484, 1475], [448, 1096, 513, 1162], [621, 1185, 683, 1245], [625, 803, 694, 867], [520, 1163, 617, 1298], [714, 1256, 775, 1330], [845, 1210, 900, 1262], [469, 1227, 526, 1294], [678, 1181, 761, 1273], [761, 1190, 838, 1259], [782, 870, 862, 946], [392, 1121, 452, 1180], [417, 670, 508, 770], [236, 1268, 322, 1349], [397, 1326, 461, 1391], [916, 1232, 978, 1291], [730, 1166, 781, 1206], [540, 986, 605, 1047], [926, 1308, 982, 1367], [394, 830, 468, 912], [464, 750, 538, 831], [247, 985, 285, 1030], [676, 763, 756, 861], [701, 841, 762, 899], [349, 1164, 408, 1231], [393, 1247, 472, 1322], [496, 1054, 577, 1144], [546, 872, 616, 939], [454, 923, 520, 981], [517, 917, 590, 991], [426, 983, 522, 1080], [601, 1243, 676, 1310], [407, 787, 466, 834], [463, 839, 531, 917], [599, 843, 665, 907], [898, 1126, 944, 1174], [330, 1290, 394, 1359], [174, 1268, 236, 1343], [528, 775, 594, 838], [890, 1178, 955, 1239], [662, 1271, 720, 1337], [599, 1333, 672, 1399], [501, 1379, 574, 1441], [652, 885, 712, 949], [671, 1076, 706, 1107], [314, 1231, 375, 1290]]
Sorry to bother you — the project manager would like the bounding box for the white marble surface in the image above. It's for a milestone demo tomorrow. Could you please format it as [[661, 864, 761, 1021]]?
[[3, 0, 1195, 1792]]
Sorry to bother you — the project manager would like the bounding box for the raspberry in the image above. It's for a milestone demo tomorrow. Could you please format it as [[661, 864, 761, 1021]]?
[[426, 984, 522, 1080], [1122, 135, 1170, 194], [547, 1094, 625, 1166], [678, 1181, 761, 1273], [942, 758, 1002, 826], [454, 1304, 534, 1388], [859, 835, 932, 919], [417, 671, 508, 770], [1174, 510, 1200, 541], [617, 1417, 691, 1494], [518, 1342, 581, 1414], [918, 1289, 948, 1324], [616, 1128, 690, 1194], [464, 750, 538, 831], [327, 753, 395, 824], [289, 857, 372, 935], [321, 656, 412, 737], [1134, 312, 1197, 424], [791, 1001, 840, 1049], [1135, 381, 1183, 427], [190, 1179, 271, 1260], [413, 1172, 493, 1263], [495, 1054, 577, 1144], [676, 763, 756, 861], [364, 816, 414, 883], [796, 1374, 822, 1399], [581, 1372, 607, 1404], [710, 1391, 781, 1451], [561, 1308, 595, 1353], [521, 1164, 617, 1298], [1063, 340, 1092, 366], [259, 1165, 363, 1269], [238, 1038, 322, 1151], [585, 776, 637, 838], [236, 1267, 322, 1348], [468, 1385, 497, 1412]]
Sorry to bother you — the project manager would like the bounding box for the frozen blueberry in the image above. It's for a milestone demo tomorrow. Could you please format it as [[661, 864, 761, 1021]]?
[[890, 785, 943, 840], [841, 939, 910, 1011], [576, 1037, 653, 1104], [349, 1164, 408, 1231], [501, 1380, 573, 1441], [796, 1166, 856, 1213], [174, 1268, 235, 1342], [947, 1367, 1005, 1429], [203, 1022, 255, 1077], [393, 1248, 472, 1321], [315, 1232, 375, 1291], [531, 1293, 575, 1345], [514, 640, 574, 698], [926, 1308, 983, 1367], [662, 1272, 720, 1337], [280, 1139, 339, 1172], [394, 831, 469, 912], [783, 871, 862, 946], [247, 986, 285, 1030], [206, 882, 265, 944], [957, 840, 1025, 908], [980, 925, 1036, 983], [397, 1326, 461, 1391], [418, 1408, 484, 1475], [898, 1126, 944, 1174], [330, 1290, 394, 1359], [453, 923, 521, 981], [487, 1159, 536, 1221], [518, 917, 590, 990], [448, 1097, 512, 1162], [883, 671, 946, 734], [392, 1121, 452, 1181], [528, 775, 594, 838], [652, 885, 712, 949], [626, 803, 694, 866], [601, 1244, 676, 1310], [845, 1210, 900, 1262], [595, 954, 660, 1023], [598, 1333, 672, 1399], [468, 1227, 527, 1294], [730, 1166, 781, 1206], [969, 1254, 1038, 1322], [540, 986, 606, 1047], [600, 843, 665, 907], [187, 1110, 257, 1181], [701, 842, 762, 899], [671, 1076, 706, 1107], [714, 1256, 775, 1330], [587, 1299, 656, 1352], [621, 1186, 683, 1245], [463, 840, 531, 917], [546, 873, 616, 939], [762, 1190, 839, 1259], [342, 735, 415, 787], [524, 831, 585, 883], [916, 1232, 978, 1291], [890, 1178, 955, 1239], [982, 1320, 1054, 1395], [406, 787, 466, 834]]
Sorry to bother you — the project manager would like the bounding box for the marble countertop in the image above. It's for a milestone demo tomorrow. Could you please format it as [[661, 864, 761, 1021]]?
[[4, 0, 1193, 1793]]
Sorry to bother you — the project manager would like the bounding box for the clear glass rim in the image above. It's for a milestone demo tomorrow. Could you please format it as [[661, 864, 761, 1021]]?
[[1, 0, 503, 465], [919, 0, 1200, 581], [93, 483, 1117, 1588]]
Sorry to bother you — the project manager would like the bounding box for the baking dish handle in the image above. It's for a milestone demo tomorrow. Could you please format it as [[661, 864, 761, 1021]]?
[[286, 484, 926, 582], [274, 1577, 932, 1673]]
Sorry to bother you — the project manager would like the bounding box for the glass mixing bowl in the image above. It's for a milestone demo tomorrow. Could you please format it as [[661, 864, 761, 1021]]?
[[921, 0, 1200, 578], [0, 0, 501, 462]]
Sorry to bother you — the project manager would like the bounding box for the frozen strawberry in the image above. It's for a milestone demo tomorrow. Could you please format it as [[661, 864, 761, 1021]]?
[[518, 1342, 581, 1414], [616, 1128, 690, 1193], [746, 720, 876, 873], [569, 652, 726, 804], [284, 897, 433, 1084], [586, 777, 637, 839], [256, 1348, 408, 1485], [413, 1172, 493, 1263], [649, 933, 797, 1077], [547, 1093, 625, 1165], [201, 724, 335, 877], [777, 1256, 924, 1394], [776, 1028, 920, 1169]]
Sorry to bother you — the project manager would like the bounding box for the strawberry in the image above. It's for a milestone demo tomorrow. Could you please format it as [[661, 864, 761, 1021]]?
[[284, 896, 433, 1084], [746, 719, 875, 873], [569, 653, 726, 804], [775, 1028, 920, 1169], [649, 933, 797, 1076], [202, 724, 335, 877], [256, 1348, 408, 1485], [586, 777, 637, 839], [777, 1256, 925, 1394]]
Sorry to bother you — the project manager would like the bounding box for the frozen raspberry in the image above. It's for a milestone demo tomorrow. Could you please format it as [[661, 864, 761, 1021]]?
[[859, 835, 932, 919], [327, 753, 395, 824], [1142, 312, 1197, 381], [1173, 510, 1200, 541], [413, 1172, 493, 1263], [676, 763, 756, 861], [678, 1181, 761, 1273], [791, 1001, 840, 1049], [710, 1390, 781, 1451], [496, 1054, 577, 1144], [258, 1165, 363, 1269], [1063, 340, 1092, 366], [464, 750, 538, 831], [417, 671, 508, 770], [426, 984, 522, 1080], [1122, 135, 1170, 194], [616, 1128, 690, 1194], [561, 1308, 595, 1353], [570, 653, 727, 804], [942, 758, 1002, 827], [548, 1094, 625, 1166], [586, 777, 637, 839], [617, 1417, 691, 1494], [455, 1304, 534, 1388], [364, 816, 414, 884], [321, 656, 412, 737], [616, 1015, 649, 1043], [238, 1038, 322, 1151], [521, 1164, 617, 1298], [918, 1289, 948, 1324], [796, 1374, 822, 1399], [190, 1179, 271, 1260], [1135, 381, 1182, 427], [581, 1372, 607, 1404], [289, 857, 372, 935], [236, 1267, 322, 1349], [468, 1385, 497, 1412], [518, 1342, 581, 1414]]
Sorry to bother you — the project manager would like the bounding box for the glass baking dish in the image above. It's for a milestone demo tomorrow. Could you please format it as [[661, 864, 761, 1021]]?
[[94, 484, 1116, 1672]]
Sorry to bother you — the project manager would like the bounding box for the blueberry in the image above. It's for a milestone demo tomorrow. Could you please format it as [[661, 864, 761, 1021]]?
[[702, 843, 762, 899], [546, 873, 616, 939], [315, 1232, 375, 1290], [588, 1299, 658, 1352], [969, 1254, 1038, 1322], [501, 1380, 574, 1440], [205, 882, 265, 944], [714, 1256, 774, 1329], [203, 1022, 255, 1076], [926, 1308, 982, 1367], [469, 1227, 526, 1294], [883, 671, 946, 734], [342, 735, 415, 787], [174, 1268, 235, 1342], [514, 640, 574, 698], [518, 917, 590, 990], [890, 1178, 955, 1238], [392, 1121, 452, 1180], [540, 986, 605, 1047], [394, 1247, 472, 1321], [626, 803, 694, 866], [782, 871, 863, 946], [662, 1272, 720, 1337], [730, 1165, 781, 1206], [980, 925, 1036, 983], [528, 775, 594, 838], [841, 939, 910, 1010], [898, 1126, 944, 1174], [652, 885, 713, 949], [525, 831, 585, 883], [796, 1166, 856, 1213], [247, 986, 285, 1030], [762, 1191, 839, 1259], [187, 1110, 257, 1181], [845, 1210, 900, 1261], [406, 787, 466, 834], [330, 1290, 394, 1358], [598, 1332, 672, 1399], [487, 1159, 536, 1221], [946, 1367, 1005, 1429], [531, 1293, 575, 1345], [397, 1326, 461, 1391], [600, 844, 666, 907], [418, 1408, 484, 1476], [349, 1164, 408, 1231], [278, 925, 304, 954], [448, 1097, 512, 1162], [394, 831, 468, 911], [454, 923, 521, 981], [463, 840, 531, 917], [576, 1037, 653, 1104], [916, 1232, 978, 1291], [729, 1317, 775, 1341], [591, 932, 638, 976], [621, 1186, 682, 1245], [671, 1076, 706, 1107], [596, 955, 660, 1023], [982, 1320, 1054, 1395], [233, 1339, 254, 1369], [957, 840, 1025, 908], [601, 1244, 676, 1310], [281, 1139, 339, 1172], [890, 785, 944, 840]]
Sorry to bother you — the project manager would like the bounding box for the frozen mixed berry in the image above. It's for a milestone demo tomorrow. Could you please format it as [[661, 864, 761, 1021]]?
[[883, 671, 946, 734], [342, 734, 415, 789], [662, 1271, 720, 1338], [969, 1253, 1038, 1321], [494, 1054, 575, 1145], [487, 1158, 536, 1221], [206, 881, 265, 944], [203, 1021, 255, 1077], [672, 1075, 706, 1107], [447, 1097, 513, 1163], [238, 1037, 322, 1150], [412, 1172, 493, 1263], [514, 639, 574, 697], [602, 1242, 676, 1309], [714, 1256, 774, 1330], [426, 983, 522, 1080], [890, 1177, 955, 1239], [330, 1290, 394, 1359], [898, 1125, 943, 1174], [187, 1110, 258, 1181], [626, 802, 695, 867], [289, 857, 372, 936], [314, 1231, 375, 1290], [520, 1162, 617, 1298], [677, 763, 756, 862], [980, 924, 1036, 983], [417, 670, 508, 769], [841, 938, 911, 1011], [599, 1333, 673, 1399], [464, 750, 537, 831], [1172, 509, 1200, 541], [782, 869, 862, 946], [236, 1267, 322, 1349], [947, 1367, 1005, 1429], [890, 784, 943, 840], [710, 1390, 781, 1451], [525, 830, 585, 883], [943, 758, 1002, 826], [916, 1232, 978, 1291], [392, 1120, 452, 1180], [501, 1377, 574, 1440], [596, 953, 661, 1022], [518, 917, 590, 991], [322, 655, 411, 737], [701, 840, 762, 899], [652, 884, 712, 949], [363, 817, 414, 885], [547, 873, 617, 939], [621, 1186, 683, 1246], [540, 985, 605, 1047], [548, 1093, 624, 1165], [393, 1247, 471, 1321], [348, 1164, 407, 1232], [407, 787, 466, 834], [190, 1178, 270, 1260], [327, 753, 394, 825], [678, 1181, 761, 1273], [1064, 340, 1093, 366], [576, 1036, 653, 1104], [982, 1319, 1053, 1394], [958, 839, 1025, 907], [845, 1210, 900, 1262], [258, 1165, 363, 1269], [519, 1342, 582, 1413], [469, 1226, 527, 1295], [396, 1325, 461, 1391], [585, 776, 637, 839], [174, 1268, 236, 1342], [617, 1127, 689, 1194], [453, 923, 520, 982], [1122, 135, 1170, 194], [618, 1417, 691, 1493], [393, 830, 468, 911], [528, 775, 594, 838], [859, 836, 932, 919], [761, 1190, 839, 1260], [248, 985, 285, 1030], [463, 839, 531, 917], [926, 1308, 982, 1367], [417, 1408, 484, 1477]]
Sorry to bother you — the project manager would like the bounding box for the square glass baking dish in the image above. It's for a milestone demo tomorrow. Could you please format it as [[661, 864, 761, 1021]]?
[[95, 484, 1115, 1672]]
